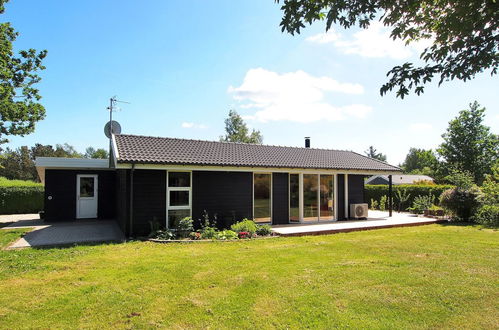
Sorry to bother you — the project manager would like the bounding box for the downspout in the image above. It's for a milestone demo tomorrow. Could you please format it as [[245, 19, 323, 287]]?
[[388, 174, 393, 217], [129, 163, 135, 237]]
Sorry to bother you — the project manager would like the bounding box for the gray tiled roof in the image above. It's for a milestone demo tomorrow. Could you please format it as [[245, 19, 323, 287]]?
[[114, 134, 401, 172]]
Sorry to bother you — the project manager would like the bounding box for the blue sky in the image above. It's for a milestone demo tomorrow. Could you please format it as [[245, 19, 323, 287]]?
[[4, 0, 498, 165]]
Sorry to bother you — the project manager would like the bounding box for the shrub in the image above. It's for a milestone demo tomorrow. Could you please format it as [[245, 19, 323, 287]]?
[[379, 195, 387, 211], [176, 217, 194, 238], [200, 226, 217, 239], [0, 186, 44, 214], [369, 199, 378, 210], [238, 231, 251, 239], [395, 189, 411, 212], [473, 205, 499, 227], [189, 232, 202, 240], [214, 230, 238, 240], [408, 194, 433, 214], [150, 229, 175, 240], [231, 219, 258, 235], [256, 224, 272, 236], [365, 184, 453, 212], [439, 187, 481, 221]]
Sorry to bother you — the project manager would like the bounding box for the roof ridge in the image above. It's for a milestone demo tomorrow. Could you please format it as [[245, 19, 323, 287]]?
[[349, 150, 402, 171], [116, 133, 350, 152]]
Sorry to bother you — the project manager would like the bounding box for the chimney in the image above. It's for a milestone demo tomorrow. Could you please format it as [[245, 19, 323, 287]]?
[[305, 137, 310, 148]]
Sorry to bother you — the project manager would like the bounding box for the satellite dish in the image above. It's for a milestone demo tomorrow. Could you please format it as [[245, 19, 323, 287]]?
[[104, 120, 122, 138]]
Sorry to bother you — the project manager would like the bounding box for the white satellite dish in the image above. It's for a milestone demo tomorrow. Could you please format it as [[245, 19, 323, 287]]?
[[104, 120, 122, 138]]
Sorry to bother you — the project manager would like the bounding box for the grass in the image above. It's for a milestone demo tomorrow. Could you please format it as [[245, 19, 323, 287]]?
[[0, 224, 497, 329], [0, 176, 42, 187]]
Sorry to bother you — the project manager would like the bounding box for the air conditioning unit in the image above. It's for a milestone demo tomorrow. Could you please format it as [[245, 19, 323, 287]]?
[[350, 203, 368, 219]]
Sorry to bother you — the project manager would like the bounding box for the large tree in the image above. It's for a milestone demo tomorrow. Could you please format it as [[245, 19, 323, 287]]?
[[0, 0, 47, 147], [220, 110, 263, 144], [401, 148, 438, 175], [438, 101, 498, 184], [364, 145, 387, 162], [84, 147, 109, 159], [275, 0, 498, 98]]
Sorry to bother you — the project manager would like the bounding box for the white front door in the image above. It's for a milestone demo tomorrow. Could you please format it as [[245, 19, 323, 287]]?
[[76, 174, 98, 219]]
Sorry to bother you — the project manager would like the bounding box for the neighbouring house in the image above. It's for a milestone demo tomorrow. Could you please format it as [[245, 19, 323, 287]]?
[[366, 174, 434, 185], [35, 135, 401, 236]]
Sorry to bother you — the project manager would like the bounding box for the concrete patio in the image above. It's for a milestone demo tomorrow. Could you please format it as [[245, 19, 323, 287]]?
[[2, 217, 125, 249], [272, 211, 447, 236]]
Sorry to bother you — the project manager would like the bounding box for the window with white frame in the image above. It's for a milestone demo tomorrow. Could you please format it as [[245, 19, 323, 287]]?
[[167, 171, 191, 228]]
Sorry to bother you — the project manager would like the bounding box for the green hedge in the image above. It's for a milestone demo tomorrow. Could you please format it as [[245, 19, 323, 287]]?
[[365, 184, 454, 211], [0, 186, 44, 214]]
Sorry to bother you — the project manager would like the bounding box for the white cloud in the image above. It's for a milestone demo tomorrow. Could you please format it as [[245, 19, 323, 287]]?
[[409, 122, 432, 132], [228, 68, 371, 123], [306, 22, 433, 60], [181, 122, 207, 129]]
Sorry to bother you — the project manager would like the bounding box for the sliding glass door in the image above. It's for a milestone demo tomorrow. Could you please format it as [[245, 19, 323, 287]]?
[[290, 173, 335, 223]]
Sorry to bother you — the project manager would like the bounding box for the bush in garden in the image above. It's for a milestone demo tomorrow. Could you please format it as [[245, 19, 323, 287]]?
[[439, 187, 481, 221], [365, 184, 453, 212], [150, 229, 175, 240], [200, 226, 217, 239], [230, 219, 258, 235], [214, 230, 238, 240], [395, 189, 411, 212], [379, 195, 387, 211], [256, 224, 272, 236], [0, 186, 44, 214], [473, 205, 499, 227], [408, 194, 434, 214], [369, 199, 378, 210], [176, 217, 194, 238], [238, 231, 251, 239], [473, 167, 498, 226], [189, 232, 202, 240]]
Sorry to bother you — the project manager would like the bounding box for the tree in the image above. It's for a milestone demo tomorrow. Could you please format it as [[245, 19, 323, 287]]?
[[364, 146, 387, 162], [401, 148, 438, 175], [0, 0, 47, 147], [438, 101, 498, 184], [275, 0, 498, 98], [220, 110, 263, 144], [84, 147, 109, 159]]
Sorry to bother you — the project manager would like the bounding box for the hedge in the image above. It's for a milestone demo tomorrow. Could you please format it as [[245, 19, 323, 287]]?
[[365, 184, 454, 211], [0, 186, 44, 214]]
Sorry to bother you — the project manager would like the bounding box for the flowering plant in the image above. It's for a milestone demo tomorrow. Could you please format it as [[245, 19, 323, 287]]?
[[238, 231, 250, 239]]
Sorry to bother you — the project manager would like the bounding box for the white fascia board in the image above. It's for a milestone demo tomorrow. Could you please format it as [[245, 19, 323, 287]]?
[[115, 162, 401, 175], [35, 157, 110, 169]]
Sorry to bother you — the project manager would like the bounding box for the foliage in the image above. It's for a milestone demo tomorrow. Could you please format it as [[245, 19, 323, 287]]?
[[238, 231, 251, 239], [200, 226, 217, 240], [401, 148, 438, 174], [256, 224, 272, 236], [364, 146, 387, 162], [438, 102, 498, 184], [445, 169, 475, 190], [220, 110, 263, 144], [0, 176, 41, 187], [473, 205, 499, 227], [379, 195, 387, 211], [394, 189, 410, 212], [408, 194, 434, 214], [473, 164, 499, 227], [176, 217, 194, 238], [276, 0, 499, 98], [439, 187, 481, 221], [150, 229, 175, 240], [189, 232, 202, 240], [230, 219, 258, 235], [369, 199, 378, 210], [0, 1, 48, 146], [0, 186, 43, 214], [214, 230, 238, 240], [365, 184, 453, 212], [84, 147, 109, 159]]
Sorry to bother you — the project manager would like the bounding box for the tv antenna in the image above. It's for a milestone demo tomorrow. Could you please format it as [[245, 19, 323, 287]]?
[[106, 96, 129, 167]]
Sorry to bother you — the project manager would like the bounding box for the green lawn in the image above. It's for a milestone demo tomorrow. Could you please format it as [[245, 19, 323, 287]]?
[[0, 225, 497, 329]]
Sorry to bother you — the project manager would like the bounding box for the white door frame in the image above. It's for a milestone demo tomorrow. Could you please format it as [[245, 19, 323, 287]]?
[[76, 174, 98, 219]]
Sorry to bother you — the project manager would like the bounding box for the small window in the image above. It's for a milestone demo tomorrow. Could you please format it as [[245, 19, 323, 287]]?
[[169, 191, 190, 207], [79, 177, 95, 197], [168, 172, 190, 187]]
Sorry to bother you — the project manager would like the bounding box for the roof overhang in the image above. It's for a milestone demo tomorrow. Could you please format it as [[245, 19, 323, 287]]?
[[115, 162, 402, 176], [35, 157, 110, 183]]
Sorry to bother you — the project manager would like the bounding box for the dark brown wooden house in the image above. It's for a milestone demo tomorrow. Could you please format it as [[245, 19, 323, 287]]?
[[36, 134, 401, 236]]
